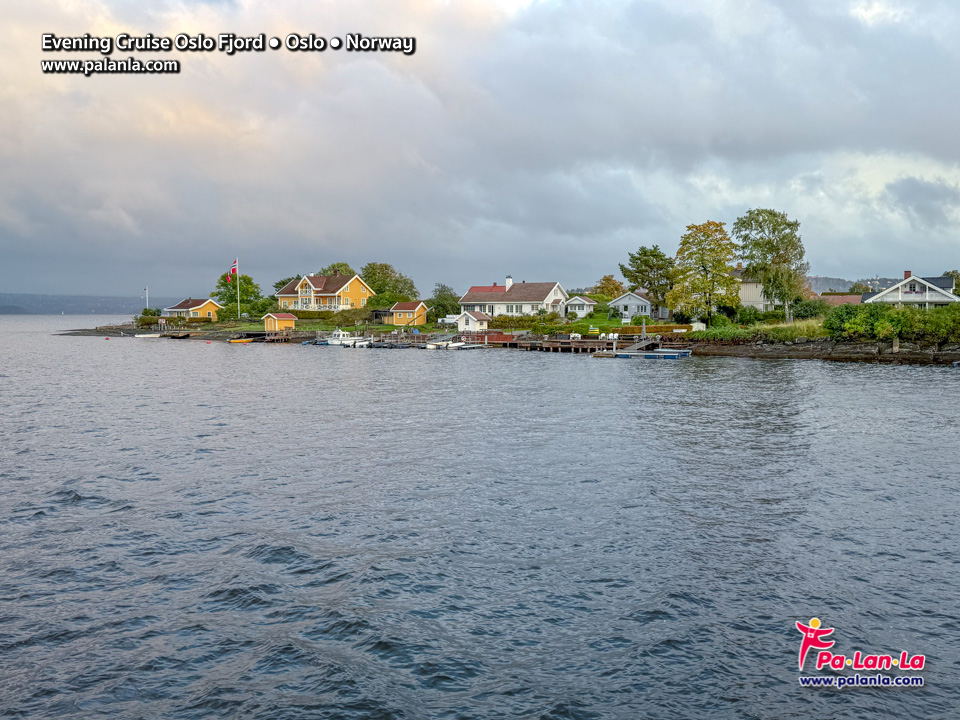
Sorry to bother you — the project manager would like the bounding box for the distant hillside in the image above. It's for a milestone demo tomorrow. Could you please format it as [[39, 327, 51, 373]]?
[[807, 276, 852, 293], [0, 293, 182, 315]]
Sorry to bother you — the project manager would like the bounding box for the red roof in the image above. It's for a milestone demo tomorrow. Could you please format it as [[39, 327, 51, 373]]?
[[820, 294, 862, 306], [263, 313, 298, 319], [389, 301, 426, 312]]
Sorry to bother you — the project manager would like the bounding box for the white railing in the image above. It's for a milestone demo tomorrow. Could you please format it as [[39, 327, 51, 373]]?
[[286, 302, 352, 311]]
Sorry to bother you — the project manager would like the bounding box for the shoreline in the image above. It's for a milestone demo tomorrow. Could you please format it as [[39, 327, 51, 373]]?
[[688, 338, 960, 365], [58, 325, 960, 365]]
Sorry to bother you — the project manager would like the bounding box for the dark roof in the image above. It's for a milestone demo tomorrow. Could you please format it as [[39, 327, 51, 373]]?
[[465, 311, 491, 321], [862, 292, 879, 302], [922, 276, 955, 290], [277, 274, 356, 296], [389, 301, 426, 312], [460, 281, 559, 303], [164, 298, 221, 310]]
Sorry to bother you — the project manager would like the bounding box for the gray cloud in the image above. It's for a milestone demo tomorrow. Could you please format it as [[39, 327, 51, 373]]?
[[2, 0, 960, 298], [883, 176, 960, 229]]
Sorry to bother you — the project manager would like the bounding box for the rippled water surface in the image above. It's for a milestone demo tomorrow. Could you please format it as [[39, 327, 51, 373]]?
[[1, 315, 958, 718]]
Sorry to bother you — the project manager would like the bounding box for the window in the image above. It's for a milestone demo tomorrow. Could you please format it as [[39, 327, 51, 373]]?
[[207, 311, 212, 317], [908, 283, 917, 292], [361, 298, 366, 306], [191, 311, 199, 317], [361, 286, 366, 293], [282, 301, 287, 308], [407, 312, 412, 318]]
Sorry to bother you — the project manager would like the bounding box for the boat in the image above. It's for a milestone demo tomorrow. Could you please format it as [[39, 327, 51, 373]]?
[[228, 337, 255, 344], [134, 333, 161, 338], [325, 329, 358, 346]]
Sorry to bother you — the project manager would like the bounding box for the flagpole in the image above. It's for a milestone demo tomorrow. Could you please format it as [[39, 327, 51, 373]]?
[[236, 259, 240, 320], [145, 285, 149, 310]]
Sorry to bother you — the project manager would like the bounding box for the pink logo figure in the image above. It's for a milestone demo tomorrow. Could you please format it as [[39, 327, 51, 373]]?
[[796, 617, 835, 670]]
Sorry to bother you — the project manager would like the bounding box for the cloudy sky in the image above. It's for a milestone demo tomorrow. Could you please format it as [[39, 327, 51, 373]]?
[[3, 0, 959, 298]]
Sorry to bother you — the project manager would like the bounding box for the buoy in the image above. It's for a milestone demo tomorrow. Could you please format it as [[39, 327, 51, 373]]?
[[105, 337, 110, 340], [207, 341, 211, 344]]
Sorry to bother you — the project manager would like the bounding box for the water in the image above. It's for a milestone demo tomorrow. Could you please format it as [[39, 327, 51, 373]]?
[[1, 315, 957, 718]]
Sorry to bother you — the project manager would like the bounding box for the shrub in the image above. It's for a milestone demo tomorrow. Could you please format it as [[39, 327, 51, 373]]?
[[735, 306, 762, 325], [792, 298, 830, 319], [710, 314, 734, 327], [288, 310, 335, 320], [759, 309, 786, 323], [566, 312, 578, 321]]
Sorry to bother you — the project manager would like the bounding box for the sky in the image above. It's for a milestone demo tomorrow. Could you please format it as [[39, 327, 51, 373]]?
[[3, 0, 960, 299]]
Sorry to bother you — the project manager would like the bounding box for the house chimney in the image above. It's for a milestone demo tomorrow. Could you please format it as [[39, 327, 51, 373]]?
[[904, 270, 911, 279], [505, 275, 513, 290]]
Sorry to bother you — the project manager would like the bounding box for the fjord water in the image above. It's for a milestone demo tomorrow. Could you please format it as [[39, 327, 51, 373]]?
[[1, 316, 957, 719]]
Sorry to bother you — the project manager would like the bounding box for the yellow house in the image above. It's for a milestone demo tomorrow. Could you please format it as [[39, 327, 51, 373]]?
[[276, 273, 375, 311], [385, 301, 428, 326], [263, 313, 297, 332], [162, 298, 223, 320]]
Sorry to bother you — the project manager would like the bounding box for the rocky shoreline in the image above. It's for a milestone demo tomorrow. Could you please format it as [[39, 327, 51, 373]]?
[[59, 325, 960, 365], [689, 337, 960, 365]]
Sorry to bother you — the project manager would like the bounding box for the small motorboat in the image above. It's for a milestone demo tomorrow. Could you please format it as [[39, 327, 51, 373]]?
[[228, 338, 255, 344], [325, 329, 358, 346], [135, 333, 161, 338]]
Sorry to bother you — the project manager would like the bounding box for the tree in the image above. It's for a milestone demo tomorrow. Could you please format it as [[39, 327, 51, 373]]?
[[942, 270, 960, 295], [848, 282, 871, 294], [273, 276, 299, 294], [664, 221, 740, 324], [318, 262, 357, 277], [360, 262, 418, 298], [428, 283, 461, 318], [732, 208, 808, 322], [212, 273, 263, 318], [594, 275, 625, 297], [619, 244, 675, 314]]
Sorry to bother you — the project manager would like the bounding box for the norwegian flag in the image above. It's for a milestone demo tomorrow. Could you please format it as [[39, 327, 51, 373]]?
[[227, 259, 237, 283]]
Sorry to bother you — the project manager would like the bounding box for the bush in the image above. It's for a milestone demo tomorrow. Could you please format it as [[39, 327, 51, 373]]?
[[288, 310, 335, 320], [710, 314, 734, 327], [792, 298, 830, 319], [735, 306, 762, 325], [759, 309, 786, 323], [821, 303, 960, 344], [566, 312, 578, 321], [672, 311, 691, 324]]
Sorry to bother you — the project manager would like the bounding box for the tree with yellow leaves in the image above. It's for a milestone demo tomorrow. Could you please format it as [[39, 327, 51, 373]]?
[[664, 221, 740, 324]]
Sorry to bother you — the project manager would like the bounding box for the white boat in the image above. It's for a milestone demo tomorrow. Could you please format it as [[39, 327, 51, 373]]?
[[134, 333, 161, 338], [446, 342, 467, 349], [325, 329, 357, 346], [425, 341, 450, 350]]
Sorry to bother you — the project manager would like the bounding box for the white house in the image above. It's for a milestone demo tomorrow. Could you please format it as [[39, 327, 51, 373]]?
[[863, 271, 958, 308], [732, 263, 775, 311], [609, 291, 652, 320], [564, 296, 597, 318], [456, 311, 490, 333], [460, 276, 568, 317]]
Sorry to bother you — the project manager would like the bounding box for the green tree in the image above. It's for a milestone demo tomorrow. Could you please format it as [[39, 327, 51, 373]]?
[[212, 273, 263, 318], [594, 274, 625, 297], [273, 276, 299, 294], [318, 262, 357, 277], [849, 282, 872, 294], [664, 221, 740, 325], [619, 244, 675, 314], [360, 262, 418, 298], [942, 269, 960, 295], [732, 208, 808, 322], [428, 282, 461, 318]]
